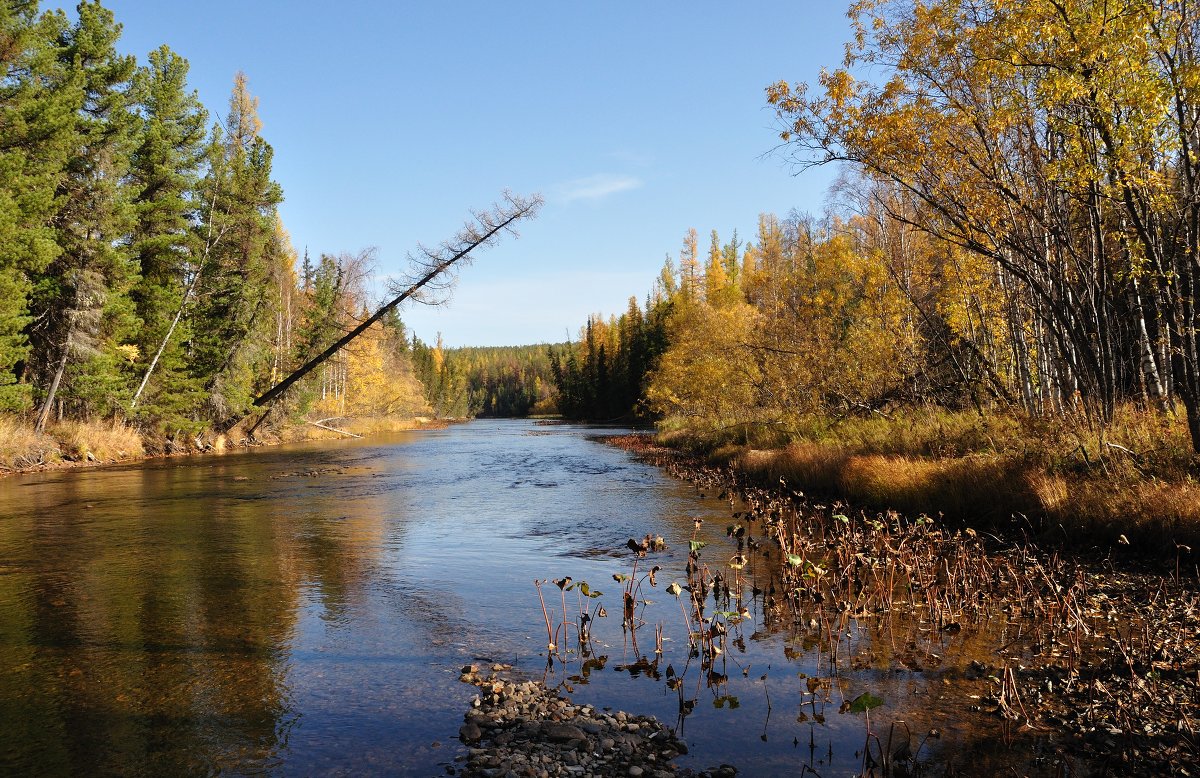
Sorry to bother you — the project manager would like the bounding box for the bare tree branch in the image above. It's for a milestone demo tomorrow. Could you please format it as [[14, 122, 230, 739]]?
[[241, 191, 543, 430]]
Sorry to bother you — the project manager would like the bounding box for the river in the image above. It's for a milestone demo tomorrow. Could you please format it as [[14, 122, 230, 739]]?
[[0, 419, 1049, 776]]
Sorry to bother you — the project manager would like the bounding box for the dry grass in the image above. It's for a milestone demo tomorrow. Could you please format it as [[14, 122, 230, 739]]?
[[49, 419, 144, 462], [780, 404, 1199, 478], [344, 416, 431, 435], [1, 416, 144, 472], [740, 444, 1036, 524], [0, 415, 60, 470], [678, 404, 1200, 549], [1032, 472, 1200, 548], [281, 415, 438, 442], [791, 407, 1031, 459], [2, 412, 439, 477], [657, 417, 792, 453]]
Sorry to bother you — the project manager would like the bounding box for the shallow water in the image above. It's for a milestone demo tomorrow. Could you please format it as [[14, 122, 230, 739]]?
[[0, 420, 1055, 776]]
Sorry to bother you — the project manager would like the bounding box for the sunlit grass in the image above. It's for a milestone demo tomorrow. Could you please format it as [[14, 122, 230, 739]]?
[[663, 404, 1200, 547], [739, 444, 1033, 524], [50, 418, 144, 462], [0, 415, 59, 470], [0, 415, 146, 471], [280, 414, 442, 442]]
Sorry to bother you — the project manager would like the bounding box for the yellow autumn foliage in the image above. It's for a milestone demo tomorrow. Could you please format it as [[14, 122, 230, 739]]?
[[649, 219, 917, 435], [646, 299, 760, 430]]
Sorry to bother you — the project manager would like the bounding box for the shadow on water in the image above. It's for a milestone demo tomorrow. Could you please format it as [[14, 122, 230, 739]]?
[[0, 420, 1141, 775]]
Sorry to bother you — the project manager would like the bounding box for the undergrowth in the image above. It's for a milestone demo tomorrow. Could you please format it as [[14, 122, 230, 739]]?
[[658, 404, 1200, 550], [0, 416, 145, 471], [0, 416, 59, 470]]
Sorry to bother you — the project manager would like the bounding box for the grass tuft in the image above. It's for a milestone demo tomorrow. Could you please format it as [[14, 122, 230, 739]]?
[[0, 415, 60, 470], [49, 419, 144, 463]]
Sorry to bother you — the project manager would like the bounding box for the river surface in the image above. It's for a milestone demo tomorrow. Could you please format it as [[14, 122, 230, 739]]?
[[0, 420, 1035, 776]]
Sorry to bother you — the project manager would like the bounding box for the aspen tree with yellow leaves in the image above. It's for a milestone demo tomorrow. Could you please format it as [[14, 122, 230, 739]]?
[[769, 0, 1200, 451], [638, 217, 915, 437]]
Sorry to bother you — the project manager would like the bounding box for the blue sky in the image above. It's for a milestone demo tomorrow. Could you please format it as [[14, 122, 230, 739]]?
[[95, 1, 853, 346]]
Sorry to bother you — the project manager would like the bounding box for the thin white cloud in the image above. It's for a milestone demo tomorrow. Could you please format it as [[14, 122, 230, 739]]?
[[559, 173, 643, 202]]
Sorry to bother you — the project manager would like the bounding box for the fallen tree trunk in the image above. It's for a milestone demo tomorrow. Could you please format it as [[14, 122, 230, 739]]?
[[235, 192, 541, 435], [307, 420, 361, 438]]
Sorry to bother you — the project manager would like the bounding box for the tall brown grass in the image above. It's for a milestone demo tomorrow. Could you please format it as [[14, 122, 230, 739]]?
[[0, 415, 59, 470], [0, 416, 143, 471], [739, 444, 1035, 523], [674, 404, 1200, 549], [281, 415, 436, 442], [49, 419, 144, 462]]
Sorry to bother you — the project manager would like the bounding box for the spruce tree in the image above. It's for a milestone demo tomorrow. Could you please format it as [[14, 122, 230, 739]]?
[[30, 0, 137, 430], [127, 44, 208, 431], [0, 3, 76, 410]]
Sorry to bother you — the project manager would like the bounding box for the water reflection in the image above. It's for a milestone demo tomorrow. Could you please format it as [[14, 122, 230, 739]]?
[[0, 421, 1082, 776], [0, 467, 300, 774]]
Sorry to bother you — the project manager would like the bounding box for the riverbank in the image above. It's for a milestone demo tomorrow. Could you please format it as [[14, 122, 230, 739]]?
[[0, 414, 446, 477], [649, 406, 1200, 553], [602, 430, 1200, 775]]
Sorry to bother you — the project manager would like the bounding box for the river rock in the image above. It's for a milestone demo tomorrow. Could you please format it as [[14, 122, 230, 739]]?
[[460, 720, 482, 743], [543, 723, 587, 743], [453, 668, 728, 777]]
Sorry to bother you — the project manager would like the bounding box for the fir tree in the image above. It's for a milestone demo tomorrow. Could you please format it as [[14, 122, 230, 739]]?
[[126, 44, 208, 430], [30, 0, 138, 430]]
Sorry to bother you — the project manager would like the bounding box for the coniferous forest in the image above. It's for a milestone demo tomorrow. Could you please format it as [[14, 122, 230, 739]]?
[[0, 2, 440, 447]]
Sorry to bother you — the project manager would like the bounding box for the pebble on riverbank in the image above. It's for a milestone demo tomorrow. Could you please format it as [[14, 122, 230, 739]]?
[[453, 665, 737, 778]]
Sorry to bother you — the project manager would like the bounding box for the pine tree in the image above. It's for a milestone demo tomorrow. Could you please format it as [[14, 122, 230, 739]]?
[[126, 44, 208, 430], [30, 0, 138, 430], [0, 3, 76, 410]]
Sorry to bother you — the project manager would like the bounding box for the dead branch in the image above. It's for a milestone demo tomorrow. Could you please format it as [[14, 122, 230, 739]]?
[[307, 420, 361, 438], [241, 191, 542, 431]]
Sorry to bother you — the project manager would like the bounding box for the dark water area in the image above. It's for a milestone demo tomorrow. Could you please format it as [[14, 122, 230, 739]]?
[[0, 420, 1054, 776]]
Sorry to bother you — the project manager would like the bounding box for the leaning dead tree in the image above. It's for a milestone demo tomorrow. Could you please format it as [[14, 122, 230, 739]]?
[[240, 191, 542, 434]]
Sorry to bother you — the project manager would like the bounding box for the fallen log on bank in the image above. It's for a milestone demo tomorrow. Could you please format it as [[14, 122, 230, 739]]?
[[306, 420, 362, 438]]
